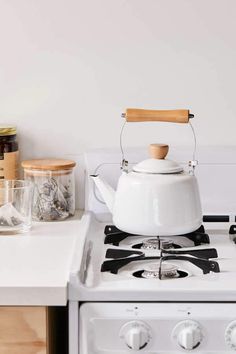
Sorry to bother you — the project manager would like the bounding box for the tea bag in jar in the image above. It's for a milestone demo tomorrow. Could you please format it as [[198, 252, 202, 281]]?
[[21, 159, 76, 221]]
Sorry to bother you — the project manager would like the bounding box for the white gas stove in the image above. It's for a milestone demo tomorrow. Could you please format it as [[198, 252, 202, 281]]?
[[68, 147, 236, 354]]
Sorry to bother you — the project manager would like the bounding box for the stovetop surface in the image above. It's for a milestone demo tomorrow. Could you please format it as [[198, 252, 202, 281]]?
[[70, 212, 236, 302]]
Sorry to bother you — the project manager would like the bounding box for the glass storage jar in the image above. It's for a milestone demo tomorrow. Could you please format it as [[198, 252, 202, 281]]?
[[0, 126, 19, 179], [21, 159, 76, 221]]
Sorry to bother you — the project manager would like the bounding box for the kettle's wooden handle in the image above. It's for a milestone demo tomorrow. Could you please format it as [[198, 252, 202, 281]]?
[[149, 144, 169, 159], [123, 109, 191, 123]]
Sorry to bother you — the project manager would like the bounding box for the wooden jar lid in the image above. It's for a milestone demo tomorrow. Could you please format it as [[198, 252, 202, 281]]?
[[21, 158, 76, 171], [149, 144, 169, 159]]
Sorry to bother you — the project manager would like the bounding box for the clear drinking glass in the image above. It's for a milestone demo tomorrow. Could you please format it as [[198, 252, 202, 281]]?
[[0, 180, 32, 234]]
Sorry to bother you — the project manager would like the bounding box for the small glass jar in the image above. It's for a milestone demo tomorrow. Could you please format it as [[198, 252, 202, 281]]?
[[21, 159, 76, 221], [0, 126, 19, 179]]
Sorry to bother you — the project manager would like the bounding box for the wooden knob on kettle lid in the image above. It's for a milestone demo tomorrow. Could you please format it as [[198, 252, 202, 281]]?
[[149, 144, 169, 159]]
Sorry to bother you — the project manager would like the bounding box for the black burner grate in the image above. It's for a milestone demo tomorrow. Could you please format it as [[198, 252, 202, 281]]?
[[104, 225, 210, 247], [101, 247, 220, 277]]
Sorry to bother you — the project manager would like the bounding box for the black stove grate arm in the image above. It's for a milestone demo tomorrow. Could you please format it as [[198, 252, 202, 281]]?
[[104, 231, 132, 246], [104, 225, 123, 235], [161, 255, 220, 274], [183, 232, 210, 246], [163, 248, 218, 259], [105, 248, 144, 259], [101, 254, 146, 274]]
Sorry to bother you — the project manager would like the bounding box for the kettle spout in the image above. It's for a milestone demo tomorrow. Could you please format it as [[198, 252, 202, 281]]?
[[90, 175, 115, 213]]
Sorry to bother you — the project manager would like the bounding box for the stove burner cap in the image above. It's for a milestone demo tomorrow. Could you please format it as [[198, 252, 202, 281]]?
[[142, 263, 178, 279], [142, 238, 174, 250], [133, 268, 188, 279]]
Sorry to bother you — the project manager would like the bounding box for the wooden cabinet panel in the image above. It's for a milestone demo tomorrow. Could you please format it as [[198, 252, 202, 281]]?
[[0, 307, 48, 354]]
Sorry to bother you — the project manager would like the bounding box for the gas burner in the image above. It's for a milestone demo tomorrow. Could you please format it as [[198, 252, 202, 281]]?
[[138, 237, 174, 250], [133, 263, 189, 280], [143, 263, 178, 279]]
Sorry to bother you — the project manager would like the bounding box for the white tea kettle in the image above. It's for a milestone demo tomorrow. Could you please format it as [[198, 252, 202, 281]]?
[[91, 108, 202, 236]]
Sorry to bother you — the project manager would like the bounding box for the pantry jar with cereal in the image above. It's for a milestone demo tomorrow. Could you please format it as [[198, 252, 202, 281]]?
[[21, 159, 76, 221]]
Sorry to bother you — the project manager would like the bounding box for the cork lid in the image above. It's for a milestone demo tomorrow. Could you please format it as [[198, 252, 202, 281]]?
[[21, 158, 76, 171]]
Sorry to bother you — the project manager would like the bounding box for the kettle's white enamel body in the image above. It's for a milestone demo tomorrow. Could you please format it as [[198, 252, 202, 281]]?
[[112, 170, 202, 236], [91, 152, 202, 236]]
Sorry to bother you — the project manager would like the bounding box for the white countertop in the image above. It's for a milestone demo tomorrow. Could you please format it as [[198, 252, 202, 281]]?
[[0, 211, 86, 306]]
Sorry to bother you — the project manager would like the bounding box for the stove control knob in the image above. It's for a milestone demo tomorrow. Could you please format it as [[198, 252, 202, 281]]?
[[225, 321, 236, 350], [172, 320, 203, 350], [119, 321, 151, 350]]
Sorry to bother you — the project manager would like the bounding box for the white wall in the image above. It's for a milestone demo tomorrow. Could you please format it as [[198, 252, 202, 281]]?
[[0, 0, 236, 161]]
